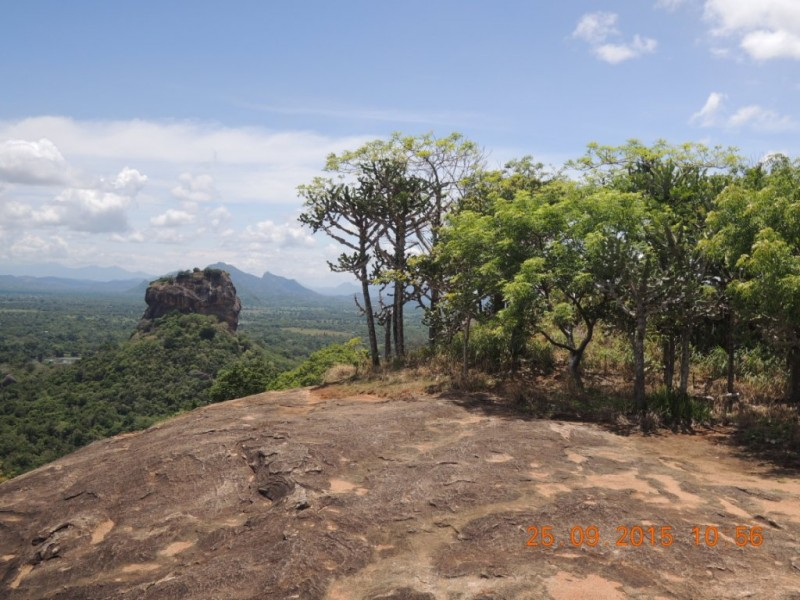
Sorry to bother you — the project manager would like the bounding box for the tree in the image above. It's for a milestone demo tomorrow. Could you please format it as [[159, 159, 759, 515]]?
[[298, 178, 383, 367], [573, 140, 740, 397], [326, 132, 485, 347], [435, 180, 608, 384], [433, 210, 501, 375], [704, 155, 800, 403]]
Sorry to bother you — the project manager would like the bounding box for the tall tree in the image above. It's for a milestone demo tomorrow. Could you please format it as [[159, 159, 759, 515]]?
[[704, 155, 800, 403], [573, 140, 740, 396], [298, 179, 383, 367], [326, 132, 484, 346], [360, 159, 431, 357]]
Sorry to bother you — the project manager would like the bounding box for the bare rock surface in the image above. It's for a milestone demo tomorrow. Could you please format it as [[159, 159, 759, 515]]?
[[1, 388, 799, 599], [142, 268, 241, 330]]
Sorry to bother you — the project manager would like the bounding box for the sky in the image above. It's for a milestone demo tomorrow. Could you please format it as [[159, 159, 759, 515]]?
[[1, 0, 799, 286]]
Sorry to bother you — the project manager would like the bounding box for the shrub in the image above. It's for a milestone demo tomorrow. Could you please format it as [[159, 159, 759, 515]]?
[[209, 351, 278, 402], [270, 339, 367, 390]]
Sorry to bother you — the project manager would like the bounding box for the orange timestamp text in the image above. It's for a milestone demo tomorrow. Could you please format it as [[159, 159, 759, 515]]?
[[526, 524, 764, 548]]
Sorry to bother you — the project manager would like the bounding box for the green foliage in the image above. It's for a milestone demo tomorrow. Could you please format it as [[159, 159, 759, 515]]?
[[270, 339, 367, 390], [209, 350, 279, 402], [0, 313, 267, 477], [648, 388, 711, 427], [444, 323, 554, 375]]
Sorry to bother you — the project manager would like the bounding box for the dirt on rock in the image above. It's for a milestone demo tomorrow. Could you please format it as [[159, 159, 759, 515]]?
[[1, 387, 799, 599]]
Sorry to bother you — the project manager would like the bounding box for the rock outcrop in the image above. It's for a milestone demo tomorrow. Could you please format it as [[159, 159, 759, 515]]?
[[1, 387, 799, 599], [142, 267, 241, 330]]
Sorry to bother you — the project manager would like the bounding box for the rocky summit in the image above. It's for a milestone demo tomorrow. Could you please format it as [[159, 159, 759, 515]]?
[[1, 386, 799, 599], [142, 268, 242, 331]]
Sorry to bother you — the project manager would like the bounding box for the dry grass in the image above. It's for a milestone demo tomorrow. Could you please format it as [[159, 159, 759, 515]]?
[[322, 363, 358, 385]]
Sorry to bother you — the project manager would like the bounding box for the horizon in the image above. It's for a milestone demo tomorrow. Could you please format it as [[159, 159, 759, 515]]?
[[0, 260, 356, 291], [2, 1, 800, 285]]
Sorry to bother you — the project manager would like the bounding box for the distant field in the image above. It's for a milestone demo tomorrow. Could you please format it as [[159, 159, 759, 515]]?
[[280, 327, 353, 337]]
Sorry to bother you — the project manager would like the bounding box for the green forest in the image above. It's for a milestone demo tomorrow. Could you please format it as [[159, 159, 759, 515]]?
[[3, 132, 800, 478]]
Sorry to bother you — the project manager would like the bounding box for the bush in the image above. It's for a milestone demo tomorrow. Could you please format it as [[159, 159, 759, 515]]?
[[648, 387, 711, 428], [209, 351, 278, 402], [270, 339, 367, 390]]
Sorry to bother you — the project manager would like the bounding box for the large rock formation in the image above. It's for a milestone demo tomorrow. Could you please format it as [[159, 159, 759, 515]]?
[[142, 267, 241, 330]]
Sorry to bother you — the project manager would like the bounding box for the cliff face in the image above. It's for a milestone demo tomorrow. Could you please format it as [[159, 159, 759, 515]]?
[[142, 268, 241, 330]]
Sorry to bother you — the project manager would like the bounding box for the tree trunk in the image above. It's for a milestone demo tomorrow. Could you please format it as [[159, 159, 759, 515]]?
[[567, 351, 584, 389], [679, 326, 691, 394], [662, 336, 675, 391], [462, 316, 471, 378], [360, 270, 380, 368], [726, 310, 736, 394], [393, 279, 405, 357], [566, 322, 594, 390], [384, 308, 392, 361], [428, 287, 440, 349], [633, 308, 648, 412], [788, 346, 800, 405]]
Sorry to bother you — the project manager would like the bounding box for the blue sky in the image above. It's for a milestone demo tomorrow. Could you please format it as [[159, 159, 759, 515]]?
[[1, 0, 799, 285]]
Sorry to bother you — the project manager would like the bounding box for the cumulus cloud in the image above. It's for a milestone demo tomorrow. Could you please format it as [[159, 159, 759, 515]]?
[[0, 200, 33, 223], [704, 0, 800, 60], [572, 12, 657, 64], [150, 209, 195, 228], [109, 166, 148, 195], [208, 206, 232, 228], [595, 35, 658, 64], [9, 233, 69, 259], [573, 12, 619, 44], [690, 92, 727, 126], [690, 92, 797, 132], [24, 166, 148, 234], [0, 138, 72, 185], [171, 172, 218, 203], [241, 220, 315, 248], [44, 188, 133, 233]]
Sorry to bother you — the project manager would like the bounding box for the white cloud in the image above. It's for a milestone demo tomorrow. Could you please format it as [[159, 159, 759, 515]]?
[[690, 92, 797, 132], [0, 200, 33, 223], [573, 12, 619, 44], [704, 0, 800, 60], [690, 92, 727, 126], [109, 167, 148, 195], [0, 117, 372, 206], [44, 188, 133, 233], [171, 172, 218, 203], [0, 117, 371, 167], [150, 209, 195, 228], [9, 233, 69, 259], [595, 35, 658, 64], [241, 220, 315, 248], [0, 138, 72, 185], [728, 105, 797, 131], [110, 230, 145, 243], [573, 13, 657, 64], [741, 29, 800, 60], [208, 205, 232, 228], [20, 166, 148, 234]]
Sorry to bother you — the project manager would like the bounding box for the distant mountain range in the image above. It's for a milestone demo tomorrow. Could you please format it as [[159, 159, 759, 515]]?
[[0, 263, 155, 281], [0, 262, 363, 306], [0, 275, 146, 296]]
